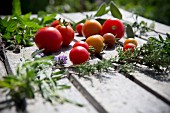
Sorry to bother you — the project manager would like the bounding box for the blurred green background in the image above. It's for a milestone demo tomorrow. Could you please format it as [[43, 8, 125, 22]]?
[[0, 0, 170, 25]]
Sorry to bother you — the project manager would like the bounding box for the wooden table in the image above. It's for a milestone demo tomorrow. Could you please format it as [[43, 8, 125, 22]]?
[[0, 9, 170, 113]]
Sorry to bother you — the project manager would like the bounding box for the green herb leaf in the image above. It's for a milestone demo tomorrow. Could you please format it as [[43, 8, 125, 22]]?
[[110, 1, 122, 19], [41, 13, 56, 25], [16, 35, 22, 44], [6, 18, 18, 32], [52, 70, 65, 75], [94, 3, 109, 17], [95, 18, 107, 25], [2, 32, 11, 40], [126, 24, 134, 38], [58, 85, 71, 90], [159, 35, 164, 42], [23, 12, 32, 21], [31, 49, 45, 58]]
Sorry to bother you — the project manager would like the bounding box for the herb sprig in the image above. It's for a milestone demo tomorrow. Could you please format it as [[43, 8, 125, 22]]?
[[0, 56, 81, 112], [116, 34, 170, 73]]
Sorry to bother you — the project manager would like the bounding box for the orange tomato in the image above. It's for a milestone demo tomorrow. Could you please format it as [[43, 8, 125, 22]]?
[[82, 19, 102, 38], [85, 35, 104, 54], [124, 38, 138, 47], [103, 33, 116, 48]]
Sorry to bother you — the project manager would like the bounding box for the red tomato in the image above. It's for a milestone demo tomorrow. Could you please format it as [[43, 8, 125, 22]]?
[[76, 23, 84, 35], [73, 41, 89, 51], [55, 25, 74, 46], [101, 19, 124, 39], [35, 27, 63, 53], [51, 20, 59, 27], [123, 43, 136, 52], [69, 46, 89, 65]]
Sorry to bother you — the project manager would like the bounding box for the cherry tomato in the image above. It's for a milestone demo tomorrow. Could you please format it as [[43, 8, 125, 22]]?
[[35, 27, 63, 53], [103, 33, 116, 48], [82, 19, 102, 38], [73, 41, 89, 51], [51, 20, 59, 27], [101, 19, 124, 39], [55, 25, 74, 46], [124, 38, 138, 47], [76, 23, 84, 35], [123, 43, 136, 52], [86, 35, 104, 54], [69, 46, 89, 65]]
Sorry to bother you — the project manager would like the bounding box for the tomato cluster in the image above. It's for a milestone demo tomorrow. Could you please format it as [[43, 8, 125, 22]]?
[[35, 19, 74, 53], [75, 19, 125, 54], [34, 17, 137, 65]]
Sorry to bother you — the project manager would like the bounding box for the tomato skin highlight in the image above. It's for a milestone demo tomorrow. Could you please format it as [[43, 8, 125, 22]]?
[[73, 41, 89, 51], [56, 25, 74, 46], [76, 23, 84, 35], [101, 19, 124, 39], [123, 43, 136, 52], [69, 46, 89, 65], [35, 27, 63, 53]]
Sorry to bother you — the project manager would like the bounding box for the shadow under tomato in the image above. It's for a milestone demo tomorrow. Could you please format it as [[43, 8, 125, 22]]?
[[52, 45, 73, 56]]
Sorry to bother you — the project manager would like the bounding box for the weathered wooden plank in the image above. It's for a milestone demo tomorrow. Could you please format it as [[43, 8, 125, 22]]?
[[0, 61, 7, 78], [72, 71, 170, 113], [130, 69, 170, 103], [61, 12, 86, 22], [2, 43, 98, 113]]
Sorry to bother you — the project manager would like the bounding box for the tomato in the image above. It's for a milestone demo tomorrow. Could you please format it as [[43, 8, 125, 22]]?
[[55, 25, 74, 46], [76, 23, 84, 36], [124, 38, 138, 47], [73, 41, 89, 51], [123, 43, 136, 52], [35, 27, 63, 53], [101, 19, 124, 39], [82, 19, 102, 38], [51, 20, 59, 27], [69, 46, 89, 65], [103, 33, 116, 48], [85, 35, 104, 54]]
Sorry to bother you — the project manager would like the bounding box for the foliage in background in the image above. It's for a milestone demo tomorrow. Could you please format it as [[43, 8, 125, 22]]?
[[1, 0, 169, 25], [112, 0, 170, 25], [46, 0, 98, 13], [45, 0, 170, 25]]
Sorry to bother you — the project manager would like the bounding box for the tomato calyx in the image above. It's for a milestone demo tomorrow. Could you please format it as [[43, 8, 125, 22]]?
[[58, 18, 70, 27], [88, 46, 96, 54], [112, 26, 116, 30]]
